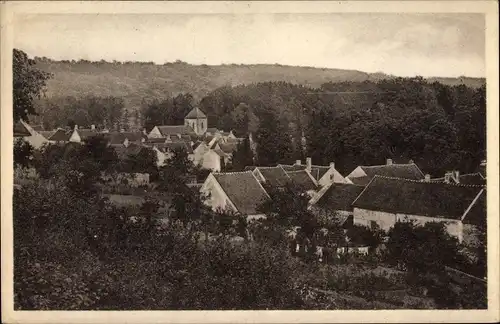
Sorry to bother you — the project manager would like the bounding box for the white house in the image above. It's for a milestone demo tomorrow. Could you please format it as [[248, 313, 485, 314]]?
[[200, 171, 270, 219], [346, 159, 425, 185], [351, 175, 486, 243]]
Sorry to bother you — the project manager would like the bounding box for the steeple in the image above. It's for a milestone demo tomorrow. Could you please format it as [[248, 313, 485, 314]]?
[[184, 107, 208, 135]]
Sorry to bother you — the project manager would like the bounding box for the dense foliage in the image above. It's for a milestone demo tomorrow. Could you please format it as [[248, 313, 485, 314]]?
[[13, 49, 52, 122]]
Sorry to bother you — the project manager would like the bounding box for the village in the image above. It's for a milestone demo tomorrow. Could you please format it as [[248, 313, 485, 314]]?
[[14, 105, 487, 262]]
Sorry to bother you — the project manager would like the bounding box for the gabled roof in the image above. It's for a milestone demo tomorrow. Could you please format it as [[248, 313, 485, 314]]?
[[352, 176, 485, 220], [38, 130, 57, 140], [156, 125, 194, 136], [48, 129, 71, 142], [256, 166, 291, 188], [349, 163, 425, 185], [114, 143, 146, 159], [77, 129, 99, 141], [185, 107, 207, 119], [13, 120, 31, 137], [212, 171, 270, 215], [285, 170, 317, 191], [309, 166, 331, 181], [312, 183, 365, 212]]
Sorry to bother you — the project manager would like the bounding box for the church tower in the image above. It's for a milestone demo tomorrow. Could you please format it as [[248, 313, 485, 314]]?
[[184, 107, 208, 136]]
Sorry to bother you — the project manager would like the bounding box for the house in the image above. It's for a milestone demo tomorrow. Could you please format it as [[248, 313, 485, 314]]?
[[184, 107, 208, 136], [351, 175, 486, 242], [309, 182, 365, 220], [346, 159, 425, 185], [17, 120, 49, 149], [280, 157, 350, 186], [148, 125, 195, 139], [149, 107, 208, 139], [69, 125, 99, 143], [46, 129, 72, 144], [285, 170, 318, 196], [201, 149, 224, 171], [149, 141, 194, 166], [200, 171, 270, 219]]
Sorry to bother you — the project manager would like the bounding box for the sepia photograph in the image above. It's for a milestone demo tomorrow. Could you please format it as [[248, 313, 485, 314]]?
[[1, 1, 499, 323]]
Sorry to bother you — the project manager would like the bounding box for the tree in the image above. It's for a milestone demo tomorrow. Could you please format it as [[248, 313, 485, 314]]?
[[13, 49, 52, 122], [14, 138, 34, 169], [386, 221, 461, 274], [257, 183, 319, 257], [255, 109, 293, 166], [228, 137, 254, 171]]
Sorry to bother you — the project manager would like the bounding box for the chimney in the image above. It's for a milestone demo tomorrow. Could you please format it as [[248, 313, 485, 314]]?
[[444, 172, 452, 184], [409, 159, 414, 164], [120, 128, 125, 133], [453, 170, 460, 183], [296, 160, 301, 165], [330, 162, 335, 169], [306, 157, 312, 172], [424, 174, 431, 182], [74, 124, 78, 130], [142, 128, 147, 135], [386, 158, 393, 165], [91, 124, 95, 130]]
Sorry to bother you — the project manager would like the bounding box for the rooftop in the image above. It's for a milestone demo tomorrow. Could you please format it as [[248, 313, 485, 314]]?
[[352, 175, 485, 220], [212, 171, 269, 215], [313, 183, 365, 211], [185, 107, 207, 119]]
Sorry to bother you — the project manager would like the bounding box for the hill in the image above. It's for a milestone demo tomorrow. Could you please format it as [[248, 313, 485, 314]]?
[[33, 58, 485, 110]]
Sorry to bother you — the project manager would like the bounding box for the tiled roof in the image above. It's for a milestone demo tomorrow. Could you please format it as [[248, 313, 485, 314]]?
[[185, 107, 207, 119], [313, 183, 365, 212], [212, 171, 269, 215], [48, 129, 71, 141], [146, 138, 167, 144], [256, 167, 291, 187], [352, 176, 485, 220], [157, 125, 194, 136], [285, 170, 317, 191], [38, 130, 57, 140]]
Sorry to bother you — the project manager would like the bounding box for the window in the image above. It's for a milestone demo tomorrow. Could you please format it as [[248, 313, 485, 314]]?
[[201, 121, 204, 129]]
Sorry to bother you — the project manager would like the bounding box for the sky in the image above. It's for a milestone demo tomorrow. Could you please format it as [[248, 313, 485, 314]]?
[[14, 13, 485, 78]]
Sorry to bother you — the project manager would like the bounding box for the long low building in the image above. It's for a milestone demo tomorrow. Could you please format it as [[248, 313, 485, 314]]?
[[351, 175, 486, 242]]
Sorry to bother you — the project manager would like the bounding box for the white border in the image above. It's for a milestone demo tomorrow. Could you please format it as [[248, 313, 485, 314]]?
[[1, 1, 499, 323]]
